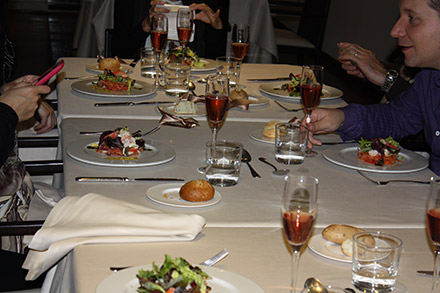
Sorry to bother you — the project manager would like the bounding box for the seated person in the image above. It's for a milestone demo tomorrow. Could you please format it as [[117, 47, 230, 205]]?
[[306, 0, 440, 175], [112, 0, 229, 59]]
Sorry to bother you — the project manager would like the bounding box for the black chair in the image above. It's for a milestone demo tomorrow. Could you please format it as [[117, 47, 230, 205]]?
[[105, 28, 115, 58], [273, 0, 332, 64]]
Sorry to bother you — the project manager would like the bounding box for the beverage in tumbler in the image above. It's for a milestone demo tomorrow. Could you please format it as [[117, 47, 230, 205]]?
[[232, 43, 248, 60], [151, 31, 168, 53]]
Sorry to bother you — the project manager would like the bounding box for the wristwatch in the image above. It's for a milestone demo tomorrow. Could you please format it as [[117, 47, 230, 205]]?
[[381, 69, 399, 93]]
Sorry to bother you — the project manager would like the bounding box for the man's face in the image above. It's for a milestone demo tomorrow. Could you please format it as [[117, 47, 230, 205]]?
[[391, 0, 440, 69]]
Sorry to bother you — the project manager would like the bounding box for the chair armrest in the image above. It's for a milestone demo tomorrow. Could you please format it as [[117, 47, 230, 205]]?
[[23, 160, 64, 176], [18, 136, 59, 148], [0, 220, 44, 236]]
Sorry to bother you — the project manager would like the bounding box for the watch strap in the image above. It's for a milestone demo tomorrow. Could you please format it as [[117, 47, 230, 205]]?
[[381, 70, 399, 93]]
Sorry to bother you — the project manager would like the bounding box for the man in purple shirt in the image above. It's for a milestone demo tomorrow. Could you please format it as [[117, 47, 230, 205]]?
[[308, 0, 440, 175]]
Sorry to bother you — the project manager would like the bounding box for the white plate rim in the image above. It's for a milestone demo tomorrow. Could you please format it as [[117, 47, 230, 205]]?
[[308, 234, 352, 263], [259, 83, 343, 101], [66, 137, 176, 167], [146, 183, 221, 208], [95, 264, 264, 293], [248, 95, 270, 107], [249, 129, 274, 144], [86, 63, 133, 74], [71, 80, 157, 98], [322, 143, 429, 173], [157, 104, 206, 117], [191, 58, 217, 72]]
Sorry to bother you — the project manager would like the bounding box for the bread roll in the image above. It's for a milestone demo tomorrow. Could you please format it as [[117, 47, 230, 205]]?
[[99, 58, 120, 71], [322, 224, 364, 244], [341, 238, 353, 256], [179, 179, 215, 202], [229, 89, 249, 101], [262, 120, 281, 138]]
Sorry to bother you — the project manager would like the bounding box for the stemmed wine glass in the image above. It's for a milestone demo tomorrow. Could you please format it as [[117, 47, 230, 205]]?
[[177, 8, 194, 53], [282, 175, 318, 293], [426, 176, 440, 292], [151, 14, 168, 87], [300, 65, 324, 156], [231, 23, 249, 90], [205, 74, 230, 144]]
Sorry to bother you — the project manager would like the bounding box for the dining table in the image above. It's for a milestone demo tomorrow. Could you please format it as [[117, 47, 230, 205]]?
[[35, 57, 435, 292]]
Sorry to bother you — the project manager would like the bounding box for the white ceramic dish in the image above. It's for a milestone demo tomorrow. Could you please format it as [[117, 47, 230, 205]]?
[[259, 83, 343, 101], [158, 104, 206, 117], [249, 129, 274, 144], [146, 183, 221, 208], [96, 264, 264, 293], [308, 234, 352, 263], [66, 137, 175, 167], [191, 58, 217, 72], [322, 143, 429, 173], [71, 80, 156, 98]]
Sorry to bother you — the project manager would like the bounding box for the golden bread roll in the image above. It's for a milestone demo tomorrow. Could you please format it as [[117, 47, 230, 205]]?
[[262, 120, 281, 138], [322, 224, 364, 244], [229, 89, 249, 101], [341, 238, 353, 257], [179, 179, 215, 202], [99, 58, 120, 71]]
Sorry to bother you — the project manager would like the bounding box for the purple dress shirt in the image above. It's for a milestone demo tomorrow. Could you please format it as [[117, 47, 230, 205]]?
[[337, 69, 440, 175]]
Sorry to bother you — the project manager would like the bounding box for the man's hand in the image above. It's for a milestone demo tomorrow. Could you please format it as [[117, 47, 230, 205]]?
[[189, 3, 222, 29], [302, 108, 345, 146]]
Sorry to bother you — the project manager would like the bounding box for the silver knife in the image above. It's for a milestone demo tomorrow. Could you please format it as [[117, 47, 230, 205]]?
[[417, 270, 438, 276], [94, 101, 174, 107], [247, 77, 291, 82], [76, 177, 185, 182]]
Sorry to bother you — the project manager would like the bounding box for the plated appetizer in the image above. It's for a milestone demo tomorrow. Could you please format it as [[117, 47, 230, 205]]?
[[88, 127, 146, 157], [95, 70, 135, 92], [279, 73, 301, 97], [167, 45, 206, 69], [137, 255, 211, 293], [358, 137, 401, 166]]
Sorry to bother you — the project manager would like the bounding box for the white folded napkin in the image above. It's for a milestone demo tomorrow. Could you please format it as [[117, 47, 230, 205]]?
[[22, 193, 205, 280]]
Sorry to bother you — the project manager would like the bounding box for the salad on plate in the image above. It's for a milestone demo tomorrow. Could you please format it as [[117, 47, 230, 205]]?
[[95, 69, 135, 92], [166, 45, 206, 69], [358, 137, 401, 166]]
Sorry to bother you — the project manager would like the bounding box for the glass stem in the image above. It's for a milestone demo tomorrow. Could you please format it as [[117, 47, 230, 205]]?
[[291, 248, 301, 293], [155, 52, 161, 87], [304, 113, 311, 152], [433, 248, 440, 292], [212, 126, 218, 144], [235, 60, 242, 91]]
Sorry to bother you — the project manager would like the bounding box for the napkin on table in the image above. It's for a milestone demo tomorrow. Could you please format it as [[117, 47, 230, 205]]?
[[22, 193, 205, 280]]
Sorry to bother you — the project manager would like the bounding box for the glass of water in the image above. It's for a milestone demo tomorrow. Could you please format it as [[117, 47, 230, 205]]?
[[275, 122, 305, 164]]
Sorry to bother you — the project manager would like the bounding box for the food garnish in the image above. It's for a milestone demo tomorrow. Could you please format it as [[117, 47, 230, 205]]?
[[95, 69, 135, 92], [137, 255, 211, 293], [358, 137, 401, 166], [87, 127, 146, 157], [167, 44, 206, 69], [280, 73, 301, 96]]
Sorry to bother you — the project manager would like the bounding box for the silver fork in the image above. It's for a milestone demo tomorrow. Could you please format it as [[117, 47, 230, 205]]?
[[274, 100, 302, 112], [109, 248, 229, 272], [357, 170, 430, 185]]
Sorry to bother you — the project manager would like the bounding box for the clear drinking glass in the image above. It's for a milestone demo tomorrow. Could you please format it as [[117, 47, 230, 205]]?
[[151, 14, 168, 87], [300, 65, 324, 156], [231, 23, 249, 90], [427, 176, 440, 292], [177, 8, 193, 52], [205, 74, 230, 144], [282, 175, 318, 293]]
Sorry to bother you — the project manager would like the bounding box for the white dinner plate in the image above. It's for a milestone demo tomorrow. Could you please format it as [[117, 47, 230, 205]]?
[[250, 129, 274, 144], [308, 235, 352, 263], [247, 95, 270, 107], [86, 63, 133, 74], [259, 83, 343, 101], [322, 143, 429, 173], [71, 80, 156, 98], [146, 183, 221, 208], [157, 104, 206, 117], [96, 264, 263, 293], [191, 58, 217, 72], [66, 137, 175, 167]]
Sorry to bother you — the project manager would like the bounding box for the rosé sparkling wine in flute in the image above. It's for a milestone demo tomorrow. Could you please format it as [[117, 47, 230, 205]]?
[[427, 208, 440, 245], [283, 211, 315, 247], [151, 30, 168, 52], [300, 84, 322, 112], [232, 43, 248, 59], [205, 95, 229, 128], [177, 27, 192, 45]]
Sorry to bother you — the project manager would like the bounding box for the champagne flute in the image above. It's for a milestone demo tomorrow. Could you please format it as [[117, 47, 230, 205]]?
[[282, 175, 318, 293], [300, 65, 324, 156], [151, 14, 168, 87], [177, 8, 193, 53], [205, 74, 230, 144], [231, 23, 249, 90], [427, 176, 440, 292]]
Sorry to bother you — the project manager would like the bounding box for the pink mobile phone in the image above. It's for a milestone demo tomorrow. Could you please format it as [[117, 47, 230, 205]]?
[[35, 60, 64, 85]]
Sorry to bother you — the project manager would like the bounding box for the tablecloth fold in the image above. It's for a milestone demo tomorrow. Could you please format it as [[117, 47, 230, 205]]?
[[23, 193, 205, 280]]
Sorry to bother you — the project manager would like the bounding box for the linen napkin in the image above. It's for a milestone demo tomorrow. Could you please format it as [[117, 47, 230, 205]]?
[[22, 193, 205, 280]]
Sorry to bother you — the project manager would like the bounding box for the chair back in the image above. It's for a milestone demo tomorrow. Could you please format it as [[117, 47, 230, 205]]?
[[297, 0, 331, 49]]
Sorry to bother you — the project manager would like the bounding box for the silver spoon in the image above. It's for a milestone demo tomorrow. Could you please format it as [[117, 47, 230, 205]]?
[[188, 80, 196, 91], [241, 149, 261, 178], [258, 157, 290, 176], [303, 277, 328, 293]]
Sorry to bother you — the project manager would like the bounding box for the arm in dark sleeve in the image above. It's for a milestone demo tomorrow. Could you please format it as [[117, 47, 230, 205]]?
[[385, 75, 411, 102], [0, 102, 18, 166]]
